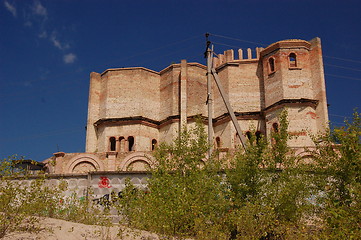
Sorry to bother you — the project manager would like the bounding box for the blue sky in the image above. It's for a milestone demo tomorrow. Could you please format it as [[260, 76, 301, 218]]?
[[1, 0, 360, 161]]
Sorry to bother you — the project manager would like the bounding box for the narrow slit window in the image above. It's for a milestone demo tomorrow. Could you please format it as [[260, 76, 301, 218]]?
[[235, 133, 240, 147], [216, 137, 221, 148], [246, 131, 252, 140], [119, 137, 125, 152], [109, 137, 116, 151], [255, 131, 262, 144], [151, 139, 157, 151], [268, 57, 275, 73], [272, 123, 279, 133], [289, 53, 297, 67], [128, 136, 135, 151]]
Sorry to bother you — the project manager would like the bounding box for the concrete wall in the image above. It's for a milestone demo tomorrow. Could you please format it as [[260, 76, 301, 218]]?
[[8, 172, 150, 201]]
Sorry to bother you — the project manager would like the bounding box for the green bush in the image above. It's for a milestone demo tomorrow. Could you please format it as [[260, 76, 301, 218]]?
[[311, 111, 361, 239]]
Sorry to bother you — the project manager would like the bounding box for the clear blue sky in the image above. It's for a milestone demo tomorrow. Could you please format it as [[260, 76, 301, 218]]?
[[1, 0, 360, 161]]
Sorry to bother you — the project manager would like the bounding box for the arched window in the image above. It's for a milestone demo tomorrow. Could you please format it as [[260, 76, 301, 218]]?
[[268, 57, 275, 73], [119, 137, 125, 152], [289, 53, 297, 67], [272, 123, 279, 133], [246, 131, 252, 140], [255, 131, 262, 144], [128, 136, 135, 151], [215, 137, 221, 148], [109, 137, 116, 151], [151, 139, 157, 151], [235, 133, 240, 148]]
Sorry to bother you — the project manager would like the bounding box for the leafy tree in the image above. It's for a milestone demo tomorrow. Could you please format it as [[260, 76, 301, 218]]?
[[118, 122, 232, 238], [226, 109, 317, 239], [311, 111, 361, 238]]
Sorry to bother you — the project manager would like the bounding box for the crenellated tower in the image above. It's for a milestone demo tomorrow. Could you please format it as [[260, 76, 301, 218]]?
[[260, 38, 328, 149]]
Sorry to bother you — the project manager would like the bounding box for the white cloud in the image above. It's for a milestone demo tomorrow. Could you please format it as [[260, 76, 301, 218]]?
[[63, 53, 77, 64], [4, 1, 17, 17], [32, 0, 47, 17], [50, 32, 69, 50]]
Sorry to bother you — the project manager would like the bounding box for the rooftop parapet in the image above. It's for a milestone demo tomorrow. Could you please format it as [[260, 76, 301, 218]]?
[[213, 47, 264, 67]]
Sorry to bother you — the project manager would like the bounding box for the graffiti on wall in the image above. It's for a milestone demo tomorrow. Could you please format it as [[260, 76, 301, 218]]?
[[98, 176, 111, 188]]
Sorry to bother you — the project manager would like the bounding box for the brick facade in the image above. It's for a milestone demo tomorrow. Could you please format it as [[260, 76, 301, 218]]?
[[44, 38, 328, 174]]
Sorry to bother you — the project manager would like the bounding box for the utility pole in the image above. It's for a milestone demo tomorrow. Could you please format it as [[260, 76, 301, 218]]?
[[205, 33, 214, 157], [205, 33, 247, 152]]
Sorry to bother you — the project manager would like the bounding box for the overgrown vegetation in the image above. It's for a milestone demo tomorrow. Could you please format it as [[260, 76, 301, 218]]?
[[0, 110, 360, 239], [0, 158, 111, 239], [118, 110, 360, 239]]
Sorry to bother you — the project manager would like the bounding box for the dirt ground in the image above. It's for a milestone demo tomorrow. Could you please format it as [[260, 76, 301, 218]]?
[[2, 217, 162, 240]]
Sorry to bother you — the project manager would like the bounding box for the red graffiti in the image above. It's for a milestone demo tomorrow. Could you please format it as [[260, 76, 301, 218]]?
[[306, 111, 318, 119], [98, 176, 111, 188]]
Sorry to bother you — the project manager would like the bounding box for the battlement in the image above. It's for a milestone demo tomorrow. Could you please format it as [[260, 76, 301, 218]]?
[[213, 47, 264, 67]]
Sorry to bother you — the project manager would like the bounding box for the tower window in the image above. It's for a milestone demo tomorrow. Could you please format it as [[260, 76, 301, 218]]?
[[151, 139, 157, 151], [128, 136, 135, 151], [246, 131, 252, 140], [119, 137, 125, 152], [215, 137, 221, 148], [289, 53, 297, 68], [272, 123, 279, 133], [235, 133, 240, 147], [109, 137, 116, 151], [268, 57, 275, 74], [255, 131, 262, 144]]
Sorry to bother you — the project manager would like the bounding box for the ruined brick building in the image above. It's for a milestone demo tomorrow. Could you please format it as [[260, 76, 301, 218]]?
[[44, 38, 328, 174]]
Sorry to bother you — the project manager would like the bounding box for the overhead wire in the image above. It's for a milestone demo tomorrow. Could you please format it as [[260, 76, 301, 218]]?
[[109, 34, 204, 65], [212, 41, 243, 49], [208, 33, 360, 126], [325, 73, 361, 82], [210, 32, 361, 66], [324, 63, 361, 72], [324, 55, 361, 64], [0, 34, 204, 101], [209, 33, 267, 47], [329, 113, 350, 118]]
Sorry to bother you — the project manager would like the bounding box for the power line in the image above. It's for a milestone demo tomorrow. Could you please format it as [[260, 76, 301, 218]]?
[[209, 33, 267, 47], [114, 34, 204, 64], [324, 55, 361, 64], [210, 33, 361, 65], [212, 41, 243, 50], [329, 113, 350, 118], [325, 73, 361, 82], [324, 63, 361, 72]]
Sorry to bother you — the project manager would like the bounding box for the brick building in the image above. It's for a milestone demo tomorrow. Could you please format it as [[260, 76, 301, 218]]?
[[44, 38, 328, 174]]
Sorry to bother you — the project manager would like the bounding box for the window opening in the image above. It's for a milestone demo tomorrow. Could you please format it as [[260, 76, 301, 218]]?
[[246, 131, 252, 140], [256, 131, 262, 144], [128, 136, 135, 151], [289, 53, 297, 67], [119, 137, 125, 152], [215, 137, 221, 148], [151, 139, 157, 151], [234, 133, 240, 148], [272, 123, 279, 133], [268, 57, 275, 73], [109, 137, 116, 151]]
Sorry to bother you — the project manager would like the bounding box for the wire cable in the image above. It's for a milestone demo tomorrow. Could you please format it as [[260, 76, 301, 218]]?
[[325, 73, 361, 82], [324, 55, 361, 64], [324, 63, 361, 72], [212, 41, 243, 49], [209, 33, 267, 47]]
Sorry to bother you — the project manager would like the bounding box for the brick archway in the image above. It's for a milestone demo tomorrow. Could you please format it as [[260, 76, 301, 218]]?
[[119, 152, 153, 171], [66, 154, 104, 173]]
